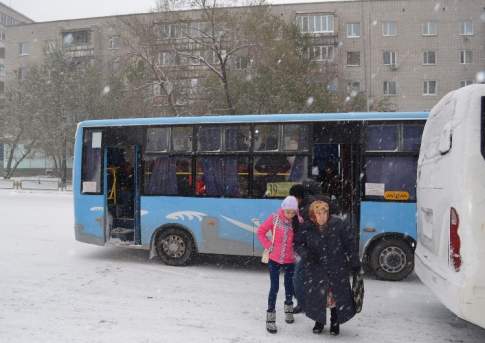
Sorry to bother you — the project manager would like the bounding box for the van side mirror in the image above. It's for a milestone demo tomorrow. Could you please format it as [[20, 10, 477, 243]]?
[[438, 123, 452, 154]]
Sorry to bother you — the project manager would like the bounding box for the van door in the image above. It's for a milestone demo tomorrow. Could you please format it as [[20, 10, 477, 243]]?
[[106, 145, 141, 244]]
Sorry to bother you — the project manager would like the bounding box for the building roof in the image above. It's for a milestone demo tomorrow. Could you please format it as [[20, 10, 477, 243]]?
[[0, 1, 34, 23]]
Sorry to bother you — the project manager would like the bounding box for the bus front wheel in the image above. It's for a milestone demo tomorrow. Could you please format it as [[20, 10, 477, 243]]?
[[155, 228, 194, 266], [368, 238, 414, 281]]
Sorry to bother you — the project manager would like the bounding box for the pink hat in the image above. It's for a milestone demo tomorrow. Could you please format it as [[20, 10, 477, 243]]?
[[281, 196, 298, 211]]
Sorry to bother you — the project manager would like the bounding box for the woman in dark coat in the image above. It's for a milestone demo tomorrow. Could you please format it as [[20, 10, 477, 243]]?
[[297, 199, 361, 335]]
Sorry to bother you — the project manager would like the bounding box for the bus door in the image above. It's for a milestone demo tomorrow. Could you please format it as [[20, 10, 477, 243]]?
[[312, 123, 361, 227], [105, 145, 141, 244]]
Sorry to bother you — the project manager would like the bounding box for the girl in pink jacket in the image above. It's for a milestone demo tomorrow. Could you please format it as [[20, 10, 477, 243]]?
[[257, 195, 301, 334]]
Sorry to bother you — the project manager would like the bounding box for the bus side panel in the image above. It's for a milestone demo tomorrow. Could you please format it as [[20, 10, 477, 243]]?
[[140, 196, 280, 256], [359, 201, 417, 253], [74, 195, 106, 246]]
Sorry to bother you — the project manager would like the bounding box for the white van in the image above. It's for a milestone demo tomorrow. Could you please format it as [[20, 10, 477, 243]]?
[[416, 84, 485, 328]]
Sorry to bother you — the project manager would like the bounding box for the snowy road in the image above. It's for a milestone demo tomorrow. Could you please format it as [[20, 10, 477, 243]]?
[[0, 191, 484, 343]]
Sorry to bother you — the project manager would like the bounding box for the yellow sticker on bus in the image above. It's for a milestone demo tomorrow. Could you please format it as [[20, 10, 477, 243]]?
[[384, 191, 410, 201], [265, 182, 296, 198]]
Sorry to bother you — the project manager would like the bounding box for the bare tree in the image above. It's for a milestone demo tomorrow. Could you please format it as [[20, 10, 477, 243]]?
[[0, 84, 39, 178]]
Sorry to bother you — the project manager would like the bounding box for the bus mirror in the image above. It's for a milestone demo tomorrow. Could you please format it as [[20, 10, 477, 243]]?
[[438, 123, 452, 154]]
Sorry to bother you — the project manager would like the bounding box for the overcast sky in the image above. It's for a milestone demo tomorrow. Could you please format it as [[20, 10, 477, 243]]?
[[6, 0, 347, 22]]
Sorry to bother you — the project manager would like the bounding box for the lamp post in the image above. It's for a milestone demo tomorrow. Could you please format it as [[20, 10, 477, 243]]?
[[61, 131, 67, 190]]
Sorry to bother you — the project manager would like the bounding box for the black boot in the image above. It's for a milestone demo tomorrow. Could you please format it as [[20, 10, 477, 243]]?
[[330, 308, 340, 336], [312, 321, 324, 334]]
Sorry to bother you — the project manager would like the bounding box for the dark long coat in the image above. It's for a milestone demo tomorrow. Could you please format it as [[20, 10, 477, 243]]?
[[296, 216, 360, 325]]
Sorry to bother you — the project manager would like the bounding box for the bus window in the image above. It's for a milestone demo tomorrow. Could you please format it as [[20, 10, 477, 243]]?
[[195, 156, 249, 197], [172, 127, 193, 152], [364, 156, 417, 200], [146, 127, 169, 152], [224, 126, 250, 152], [144, 156, 192, 196], [402, 125, 424, 152], [81, 129, 102, 193], [198, 126, 222, 152], [366, 125, 399, 151], [283, 124, 310, 151], [253, 155, 308, 197], [254, 125, 279, 151]]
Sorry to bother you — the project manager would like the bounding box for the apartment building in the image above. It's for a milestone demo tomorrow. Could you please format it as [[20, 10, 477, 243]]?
[[0, 3, 33, 170], [0, 2, 32, 94], [1, 0, 484, 112]]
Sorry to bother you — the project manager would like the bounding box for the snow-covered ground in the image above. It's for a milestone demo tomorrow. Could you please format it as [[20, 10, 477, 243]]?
[[1, 190, 484, 343]]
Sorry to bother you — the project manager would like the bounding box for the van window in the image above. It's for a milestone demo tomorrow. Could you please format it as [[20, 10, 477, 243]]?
[[422, 97, 456, 160]]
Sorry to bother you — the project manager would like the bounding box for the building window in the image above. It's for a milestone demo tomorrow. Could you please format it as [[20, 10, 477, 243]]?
[[234, 55, 250, 70], [382, 21, 397, 36], [423, 50, 436, 65], [459, 20, 473, 35], [159, 52, 176, 66], [459, 80, 473, 88], [327, 79, 338, 93], [153, 83, 161, 97], [0, 31, 5, 41], [160, 23, 181, 39], [460, 50, 472, 64], [422, 22, 438, 36], [189, 22, 207, 38], [62, 30, 91, 48], [383, 50, 397, 65], [0, 47, 4, 59], [0, 81, 4, 94], [109, 36, 121, 49], [18, 42, 30, 56], [423, 80, 437, 95], [346, 23, 360, 38], [383, 81, 397, 96], [17, 67, 27, 81], [346, 51, 360, 66], [0, 63, 5, 77], [296, 14, 334, 34], [310, 45, 334, 61], [347, 81, 361, 94], [1, 14, 16, 26]]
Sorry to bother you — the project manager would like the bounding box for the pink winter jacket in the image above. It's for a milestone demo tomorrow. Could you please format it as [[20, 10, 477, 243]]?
[[257, 209, 300, 264]]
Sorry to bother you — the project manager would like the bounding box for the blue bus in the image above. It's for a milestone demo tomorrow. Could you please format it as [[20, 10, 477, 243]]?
[[73, 112, 427, 281]]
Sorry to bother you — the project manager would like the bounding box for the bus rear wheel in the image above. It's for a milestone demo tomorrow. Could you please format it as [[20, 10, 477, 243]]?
[[369, 238, 414, 281], [155, 228, 194, 266]]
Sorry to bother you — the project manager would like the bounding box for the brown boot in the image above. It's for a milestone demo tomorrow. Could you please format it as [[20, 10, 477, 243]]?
[[266, 311, 277, 334]]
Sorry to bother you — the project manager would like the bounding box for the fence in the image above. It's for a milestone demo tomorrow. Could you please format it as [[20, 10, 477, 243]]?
[[0, 178, 72, 191], [0, 179, 16, 189]]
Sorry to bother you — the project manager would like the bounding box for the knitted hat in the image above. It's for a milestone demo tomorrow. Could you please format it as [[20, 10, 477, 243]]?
[[281, 195, 299, 211]]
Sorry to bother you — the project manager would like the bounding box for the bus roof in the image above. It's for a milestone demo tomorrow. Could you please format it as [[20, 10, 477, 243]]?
[[78, 112, 428, 128]]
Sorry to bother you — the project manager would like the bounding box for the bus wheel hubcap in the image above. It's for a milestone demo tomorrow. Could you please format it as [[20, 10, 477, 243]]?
[[161, 235, 186, 258], [379, 246, 406, 274]]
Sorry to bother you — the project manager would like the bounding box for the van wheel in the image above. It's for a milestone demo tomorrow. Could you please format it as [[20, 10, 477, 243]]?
[[369, 238, 414, 281], [155, 228, 194, 266]]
